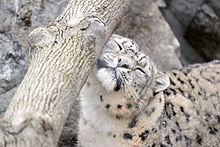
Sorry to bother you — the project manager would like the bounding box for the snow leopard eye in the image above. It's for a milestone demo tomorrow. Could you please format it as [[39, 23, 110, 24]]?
[[135, 67, 145, 74]]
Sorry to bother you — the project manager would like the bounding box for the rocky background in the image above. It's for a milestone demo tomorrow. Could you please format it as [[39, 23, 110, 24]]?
[[0, 0, 219, 146], [158, 0, 220, 64]]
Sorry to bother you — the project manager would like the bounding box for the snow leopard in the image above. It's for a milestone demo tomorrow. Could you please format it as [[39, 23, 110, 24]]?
[[78, 34, 220, 147]]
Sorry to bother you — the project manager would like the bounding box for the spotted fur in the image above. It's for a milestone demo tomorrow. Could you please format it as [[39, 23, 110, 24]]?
[[78, 34, 220, 147]]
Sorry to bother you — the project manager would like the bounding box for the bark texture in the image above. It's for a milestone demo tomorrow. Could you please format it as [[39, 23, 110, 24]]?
[[0, 0, 130, 146]]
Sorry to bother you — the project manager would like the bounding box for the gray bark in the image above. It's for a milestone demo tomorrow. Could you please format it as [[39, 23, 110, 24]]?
[[0, 0, 130, 146]]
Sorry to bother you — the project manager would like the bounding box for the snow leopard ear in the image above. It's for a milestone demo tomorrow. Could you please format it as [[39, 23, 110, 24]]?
[[153, 71, 170, 92]]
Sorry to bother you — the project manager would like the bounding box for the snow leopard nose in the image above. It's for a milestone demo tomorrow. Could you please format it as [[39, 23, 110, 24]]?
[[117, 58, 129, 69]]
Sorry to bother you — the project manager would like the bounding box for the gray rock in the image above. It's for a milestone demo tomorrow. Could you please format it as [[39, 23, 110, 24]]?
[[0, 33, 27, 95], [164, 0, 203, 28], [208, 0, 220, 17], [185, 9, 220, 60], [154, 0, 167, 8], [160, 7, 206, 65], [160, 0, 220, 63]]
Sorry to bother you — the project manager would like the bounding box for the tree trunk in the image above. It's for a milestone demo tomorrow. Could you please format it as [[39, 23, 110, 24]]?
[[0, 0, 130, 146]]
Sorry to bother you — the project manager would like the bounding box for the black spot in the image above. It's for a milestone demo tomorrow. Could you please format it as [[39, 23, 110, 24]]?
[[209, 127, 218, 135], [117, 104, 122, 109], [196, 134, 202, 145], [169, 88, 177, 95], [215, 115, 220, 124], [135, 103, 139, 109], [170, 79, 176, 86], [175, 121, 180, 128], [189, 80, 195, 89], [128, 117, 137, 128], [185, 113, 190, 122], [80, 27, 87, 31], [123, 133, 133, 140], [176, 136, 182, 142], [205, 113, 211, 122], [180, 107, 190, 122], [165, 102, 176, 119], [152, 143, 156, 147], [178, 88, 184, 95], [188, 94, 195, 102], [139, 130, 149, 141], [152, 128, 157, 133], [106, 104, 110, 109], [162, 120, 167, 128], [180, 106, 184, 113], [165, 135, 171, 145], [145, 107, 156, 116], [171, 129, 176, 134], [163, 90, 171, 96], [184, 136, 192, 146], [127, 103, 132, 109], [100, 95, 103, 102], [153, 91, 159, 96], [183, 71, 188, 76], [160, 143, 166, 147], [113, 134, 116, 138], [178, 78, 184, 84], [115, 115, 120, 119]]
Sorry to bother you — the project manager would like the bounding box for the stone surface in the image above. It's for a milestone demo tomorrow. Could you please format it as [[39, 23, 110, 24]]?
[[160, 7, 205, 65], [209, 0, 220, 17], [161, 0, 220, 63], [163, 0, 203, 28], [185, 9, 220, 60]]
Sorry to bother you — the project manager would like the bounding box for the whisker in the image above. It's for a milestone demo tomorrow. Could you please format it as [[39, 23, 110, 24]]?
[[124, 80, 142, 110]]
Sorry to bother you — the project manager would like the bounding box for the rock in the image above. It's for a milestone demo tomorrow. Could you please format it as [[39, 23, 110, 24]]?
[[208, 0, 220, 17], [185, 7, 220, 60], [160, 0, 220, 63], [154, 0, 167, 8], [160, 8, 205, 65], [164, 0, 203, 28], [0, 33, 27, 95]]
